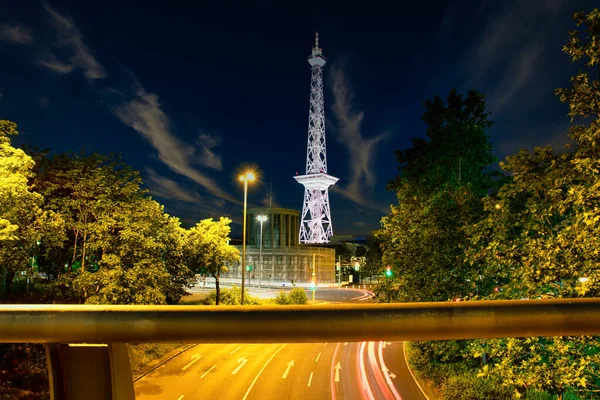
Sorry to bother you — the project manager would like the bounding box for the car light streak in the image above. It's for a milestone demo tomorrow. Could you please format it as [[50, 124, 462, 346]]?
[[330, 342, 342, 400], [367, 341, 395, 399], [378, 341, 402, 399], [358, 341, 376, 400]]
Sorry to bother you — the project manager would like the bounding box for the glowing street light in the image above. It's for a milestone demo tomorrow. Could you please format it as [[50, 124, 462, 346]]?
[[256, 214, 268, 289], [239, 170, 256, 305]]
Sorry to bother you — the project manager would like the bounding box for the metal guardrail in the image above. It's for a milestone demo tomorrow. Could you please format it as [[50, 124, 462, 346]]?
[[2, 299, 600, 343], [2, 299, 600, 400]]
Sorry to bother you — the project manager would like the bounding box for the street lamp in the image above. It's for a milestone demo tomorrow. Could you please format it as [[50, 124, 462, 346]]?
[[239, 171, 256, 305], [256, 214, 268, 289]]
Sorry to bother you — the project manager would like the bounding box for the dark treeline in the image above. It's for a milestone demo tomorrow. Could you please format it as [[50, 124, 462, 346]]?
[[375, 9, 600, 400]]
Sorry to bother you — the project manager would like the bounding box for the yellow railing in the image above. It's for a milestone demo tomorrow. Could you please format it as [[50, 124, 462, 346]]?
[[2, 299, 600, 400]]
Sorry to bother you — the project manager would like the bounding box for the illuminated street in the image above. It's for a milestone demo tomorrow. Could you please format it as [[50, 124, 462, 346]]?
[[134, 341, 425, 400], [134, 288, 426, 399]]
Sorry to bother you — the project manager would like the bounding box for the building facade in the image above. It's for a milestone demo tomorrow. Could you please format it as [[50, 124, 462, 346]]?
[[226, 207, 336, 284]]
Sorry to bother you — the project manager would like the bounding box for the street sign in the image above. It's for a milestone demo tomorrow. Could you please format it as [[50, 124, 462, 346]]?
[[246, 265, 253, 272]]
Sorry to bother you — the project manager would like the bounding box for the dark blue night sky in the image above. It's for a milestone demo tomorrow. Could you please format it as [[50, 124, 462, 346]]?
[[0, 0, 596, 236]]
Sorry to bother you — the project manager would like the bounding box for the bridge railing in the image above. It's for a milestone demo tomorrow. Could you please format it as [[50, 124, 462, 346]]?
[[2, 299, 600, 400]]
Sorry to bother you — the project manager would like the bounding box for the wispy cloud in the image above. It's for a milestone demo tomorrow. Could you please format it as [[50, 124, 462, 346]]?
[[329, 64, 388, 212], [466, 0, 565, 114], [41, 2, 106, 80], [487, 44, 543, 113], [145, 168, 204, 203], [114, 83, 240, 205], [0, 24, 34, 45], [196, 133, 223, 170]]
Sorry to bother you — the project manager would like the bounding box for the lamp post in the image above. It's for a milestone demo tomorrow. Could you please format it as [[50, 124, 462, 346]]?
[[256, 215, 268, 289], [239, 171, 256, 305]]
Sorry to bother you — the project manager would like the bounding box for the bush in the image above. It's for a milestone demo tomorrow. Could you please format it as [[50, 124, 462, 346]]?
[[201, 286, 260, 305], [127, 343, 185, 376], [442, 373, 513, 400], [288, 288, 308, 304], [524, 389, 555, 400], [275, 291, 291, 305]]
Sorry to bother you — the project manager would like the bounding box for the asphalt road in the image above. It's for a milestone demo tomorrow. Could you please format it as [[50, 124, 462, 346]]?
[[134, 289, 428, 400], [189, 285, 379, 304]]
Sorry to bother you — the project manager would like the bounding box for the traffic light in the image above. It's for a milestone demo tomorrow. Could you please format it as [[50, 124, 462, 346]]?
[[310, 278, 316, 290], [385, 266, 392, 277], [246, 265, 253, 272]]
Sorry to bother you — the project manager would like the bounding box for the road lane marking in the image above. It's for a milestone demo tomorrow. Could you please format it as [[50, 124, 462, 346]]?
[[308, 372, 313, 387], [230, 346, 242, 355], [330, 343, 342, 400], [200, 365, 215, 379], [368, 342, 396, 399], [282, 359, 294, 379], [177, 396, 184, 400], [378, 341, 402, 399], [242, 344, 287, 400], [343, 342, 348, 346], [358, 342, 376, 400], [231, 357, 248, 375], [334, 362, 341, 382], [181, 354, 202, 371], [315, 352, 321, 362]]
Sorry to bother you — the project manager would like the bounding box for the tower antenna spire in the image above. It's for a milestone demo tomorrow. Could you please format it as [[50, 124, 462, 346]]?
[[294, 33, 338, 244]]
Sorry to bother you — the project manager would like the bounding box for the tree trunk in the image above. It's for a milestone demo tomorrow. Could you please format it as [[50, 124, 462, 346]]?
[[214, 273, 220, 305], [71, 230, 79, 269], [5, 270, 15, 297], [81, 233, 87, 272]]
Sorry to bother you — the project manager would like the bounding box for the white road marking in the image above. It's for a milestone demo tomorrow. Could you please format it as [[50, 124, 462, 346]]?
[[308, 372, 314, 387], [282, 359, 294, 379], [343, 342, 348, 346], [334, 362, 341, 382], [402, 342, 430, 400], [181, 354, 202, 371], [200, 365, 215, 379], [315, 352, 321, 362], [177, 396, 184, 400], [230, 346, 242, 354], [378, 341, 402, 399], [242, 344, 287, 400], [231, 357, 248, 375]]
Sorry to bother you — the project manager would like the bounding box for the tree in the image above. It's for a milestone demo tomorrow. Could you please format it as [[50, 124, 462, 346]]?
[[363, 236, 383, 284], [33, 152, 194, 304], [0, 120, 48, 297], [184, 217, 239, 305], [462, 9, 600, 397], [378, 89, 497, 302]]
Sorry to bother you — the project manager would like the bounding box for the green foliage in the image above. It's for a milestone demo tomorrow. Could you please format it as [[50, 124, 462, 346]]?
[[275, 290, 291, 305], [30, 152, 194, 304], [442, 374, 513, 400], [362, 236, 383, 282], [378, 89, 497, 302], [523, 389, 556, 400], [288, 287, 308, 304], [201, 286, 260, 305], [127, 343, 185, 376], [184, 217, 239, 305], [0, 344, 48, 400], [0, 120, 49, 297]]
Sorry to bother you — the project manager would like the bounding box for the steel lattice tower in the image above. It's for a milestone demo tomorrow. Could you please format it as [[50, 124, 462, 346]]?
[[294, 33, 338, 244]]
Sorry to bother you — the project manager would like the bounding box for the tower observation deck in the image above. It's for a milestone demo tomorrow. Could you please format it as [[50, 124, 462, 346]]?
[[294, 33, 338, 244]]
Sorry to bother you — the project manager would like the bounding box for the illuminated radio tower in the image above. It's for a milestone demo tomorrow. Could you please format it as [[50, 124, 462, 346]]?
[[294, 32, 338, 244]]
